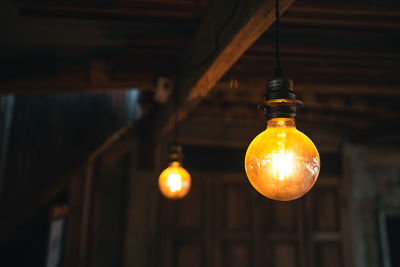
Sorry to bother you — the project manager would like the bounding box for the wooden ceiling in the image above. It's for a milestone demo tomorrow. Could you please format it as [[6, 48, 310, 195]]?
[[192, 0, 400, 143], [1, 0, 400, 142], [0, 0, 213, 94]]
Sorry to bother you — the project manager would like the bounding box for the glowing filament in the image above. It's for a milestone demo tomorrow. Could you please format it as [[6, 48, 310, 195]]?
[[167, 173, 183, 192], [272, 150, 293, 180]]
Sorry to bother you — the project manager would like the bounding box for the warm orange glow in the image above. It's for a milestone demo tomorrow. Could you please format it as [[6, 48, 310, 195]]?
[[158, 161, 191, 199], [245, 118, 320, 201]]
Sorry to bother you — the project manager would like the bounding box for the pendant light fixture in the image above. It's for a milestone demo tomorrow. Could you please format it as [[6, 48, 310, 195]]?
[[158, 88, 191, 199], [244, 0, 320, 201]]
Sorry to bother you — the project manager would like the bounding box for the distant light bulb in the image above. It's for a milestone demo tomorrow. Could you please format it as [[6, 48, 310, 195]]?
[[159, 161, 191, 199], [245, 118, 320, 201]]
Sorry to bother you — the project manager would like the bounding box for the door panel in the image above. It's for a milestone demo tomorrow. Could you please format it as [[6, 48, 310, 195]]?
[[221, 242, 253, 267], [176, 242, 204, 267], [313, 187, 341, 231], [271, 242, 300, 267], [221, 184, 252, 232], [315, 243, 343, 267]]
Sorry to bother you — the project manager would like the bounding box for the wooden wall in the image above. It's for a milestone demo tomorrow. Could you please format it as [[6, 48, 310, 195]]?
[[156, 145, 347, 267]]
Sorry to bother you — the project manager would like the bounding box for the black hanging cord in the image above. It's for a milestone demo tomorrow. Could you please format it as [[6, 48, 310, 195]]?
[[173, 87, 179, 145], [274, 0, 283, 77], [265, 0, 303, 121], [169, 87, 183, 164]]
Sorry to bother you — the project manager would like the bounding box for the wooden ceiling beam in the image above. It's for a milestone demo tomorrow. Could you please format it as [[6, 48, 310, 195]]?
[[281, 14, 400, 28], [178, 116, 347, 150], [215, 80, 400, 96], [0, 81, 150, 95], [289, 5, 400, 17], [229, 55, 400, 74], [16, 1, 209, 21], [156, 0, 296, 134], [189, 102, 376, 128], [0, 73, 154, 95], [241, 50, 400, 64], [283, 4, 400, 28], [248, 44, 400, 60], [16, 1, 400, 27]]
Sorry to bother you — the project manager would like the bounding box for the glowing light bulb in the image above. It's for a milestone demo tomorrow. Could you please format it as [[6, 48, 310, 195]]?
[[245, 118, 320, 201], [159, 161, 191, 199]]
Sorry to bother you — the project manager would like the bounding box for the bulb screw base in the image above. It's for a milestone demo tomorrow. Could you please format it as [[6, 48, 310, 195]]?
[[168, 143, 183, 163], [264, 77, 303, 120]]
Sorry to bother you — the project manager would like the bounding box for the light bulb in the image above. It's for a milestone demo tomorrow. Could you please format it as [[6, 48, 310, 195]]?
[[245, 118, 320, 201], [158, 161, 191, 199]]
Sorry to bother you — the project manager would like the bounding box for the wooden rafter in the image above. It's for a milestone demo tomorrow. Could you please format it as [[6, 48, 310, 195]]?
[[16, 0, 209, 21], [215, 81, 400, 96], [156, 0, 296, 134], [0, 79, 153, 95]]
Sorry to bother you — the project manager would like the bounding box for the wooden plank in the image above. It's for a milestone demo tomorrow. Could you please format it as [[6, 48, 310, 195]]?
[[0, 80, 153, 95], [288, 3, 400, 17], [197, 92, 400, 123], [0, 68, 154, 95], [248, 44, 400, 60], [74, 124, 137, 267], [157, 0, 296, 134], [188, 99, 381, 128], [216, 80, 400, 96], [60, 167, 87, 267], [225, 62, 400, 85], [178, 117, 346, 151], [16, 1, 400, 27], [283, 3, 400, 28], [16, 1, 209, 21]]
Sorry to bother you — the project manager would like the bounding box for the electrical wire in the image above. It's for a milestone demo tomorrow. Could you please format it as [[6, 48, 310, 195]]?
[[274, 0, 283, 77], [173, 85, 179, 145]]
